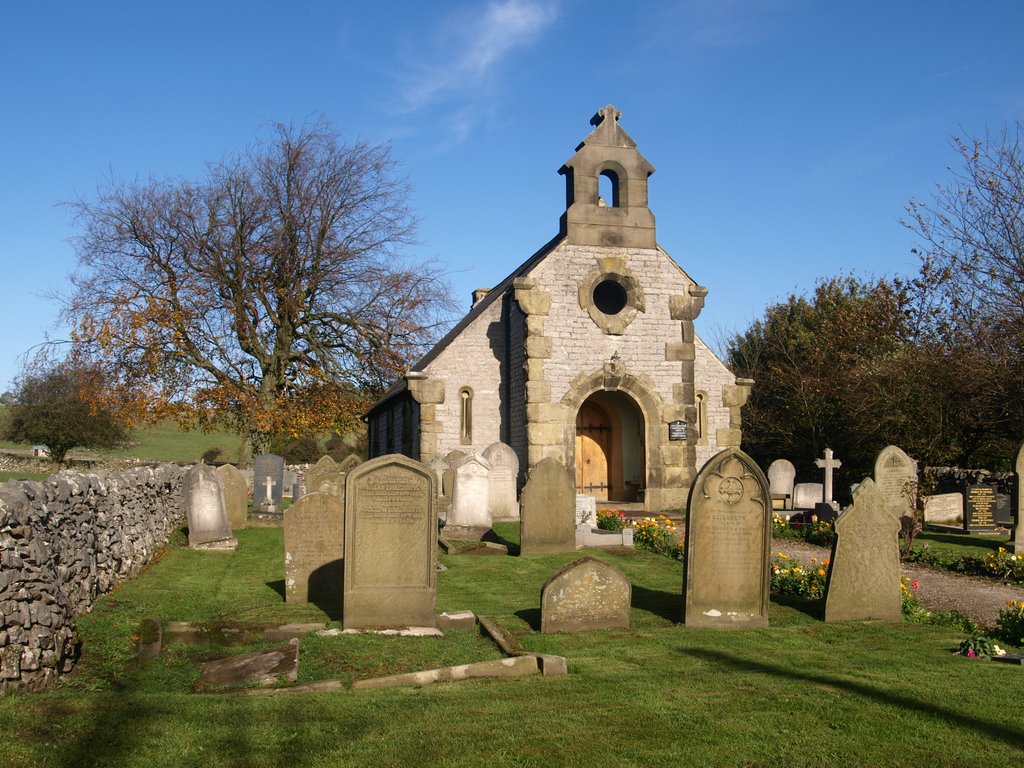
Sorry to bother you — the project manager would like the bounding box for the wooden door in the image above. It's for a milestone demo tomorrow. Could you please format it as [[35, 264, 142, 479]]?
[[576, 402, 611, 500]]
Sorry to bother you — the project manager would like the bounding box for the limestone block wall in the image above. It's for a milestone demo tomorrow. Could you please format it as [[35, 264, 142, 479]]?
[[0, 464, 185, 693], [423, 295, 507, 458], [534, 244, 688, 406], [694, 335, 739, 469]]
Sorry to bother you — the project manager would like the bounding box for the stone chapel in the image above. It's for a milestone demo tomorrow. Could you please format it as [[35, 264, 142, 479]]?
[[365, 106, 752, 512]]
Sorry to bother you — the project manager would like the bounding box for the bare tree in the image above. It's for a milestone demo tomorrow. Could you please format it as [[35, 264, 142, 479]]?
[[65, 120, 452, 455]]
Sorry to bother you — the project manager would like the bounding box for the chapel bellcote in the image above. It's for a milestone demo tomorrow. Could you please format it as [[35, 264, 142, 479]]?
[[559, 105, 656, 248]]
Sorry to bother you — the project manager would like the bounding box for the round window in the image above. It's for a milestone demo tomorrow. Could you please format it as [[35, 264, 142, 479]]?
[[592, 279, 628, 315]]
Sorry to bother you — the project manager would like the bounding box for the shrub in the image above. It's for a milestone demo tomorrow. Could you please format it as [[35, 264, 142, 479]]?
[[596, 508, 628, 532], [270, 435, 322, 464], [997, 600, 1024, 647], [631, 515, 684, 560], [771, 512, 835, 547], [770, 553, 829, 598], [201, 446, 228, 463]]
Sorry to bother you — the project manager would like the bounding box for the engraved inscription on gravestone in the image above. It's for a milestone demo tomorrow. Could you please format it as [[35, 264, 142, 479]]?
[[873, 445, 917, 521], [965, 484, 997, 531], [284, 492, 344, 606]]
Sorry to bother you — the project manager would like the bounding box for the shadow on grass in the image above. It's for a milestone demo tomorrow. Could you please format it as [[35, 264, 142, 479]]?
[[917, 532, 1008, 551], [482, 528, 520, 555], [631, 584, 681, 624], [515, 607, 541, 631], [680, 647, 1024, 751], [769, 592, 823, 621], [266, 579, 285, 599]]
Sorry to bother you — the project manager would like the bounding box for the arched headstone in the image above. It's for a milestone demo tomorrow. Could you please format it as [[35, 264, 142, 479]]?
[[184, 464, 237, 549], [284, 492, 344, 608], [683, 448, 770, 628], [520, 458, 576, 555], [541, 557, 630, 633], [216, 463, 249, 530], [483, 442, 520, 521]]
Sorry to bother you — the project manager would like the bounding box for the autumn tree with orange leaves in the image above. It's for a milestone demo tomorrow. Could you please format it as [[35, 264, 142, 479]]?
[[64, 121, 451, 457]]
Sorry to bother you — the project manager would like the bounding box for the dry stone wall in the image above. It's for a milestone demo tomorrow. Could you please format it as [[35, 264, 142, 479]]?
[[0, 464, 186, 693]]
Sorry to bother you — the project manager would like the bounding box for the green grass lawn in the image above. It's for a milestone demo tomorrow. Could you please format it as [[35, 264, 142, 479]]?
[[2, 527, 1024, 767], [913, 529, 1011, 558]]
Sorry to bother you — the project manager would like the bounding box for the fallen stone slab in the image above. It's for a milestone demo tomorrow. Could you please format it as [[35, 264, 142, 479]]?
[[437, 610, 477, 630], [351, 655, 540, 690], [535, 654, 568, 677], [478, 615, 530, 656], [198, 639, 298, 689], [164, 621, 326, 645]]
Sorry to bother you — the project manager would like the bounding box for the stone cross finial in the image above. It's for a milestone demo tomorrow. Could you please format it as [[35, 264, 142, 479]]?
[[815, 448, 842, 504], [591, 104, 621, 126]]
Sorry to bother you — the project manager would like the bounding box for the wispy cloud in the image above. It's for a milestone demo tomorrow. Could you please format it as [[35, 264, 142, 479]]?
[[398, 0, 559, 114]]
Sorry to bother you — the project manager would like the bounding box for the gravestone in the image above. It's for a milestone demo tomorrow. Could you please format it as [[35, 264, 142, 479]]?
[[291, 481, 306, 502], [253, 454, 285, 510], [483, 441, 519, 522], [308, 469, 345, 498], [767, 459, 796, 511], [540, 557, 631, 633], [923, 492, 963, 526], [216, 464, 249, 530], [965, 484, 998, 531], [576, 495, 597, 527], [338, 454, 364, 474], [793, 483, 823, 510], [447, 453, 492, 535], [520, 458, 576, 555], [343, 455, 437, 629], [428, 456, 450, 519], [874, 445, 918, 523], [994, 493, 1013, 527], [284, 492, 344, 608], [815, 448, 842, 505], [683, 448, 770, 628], [184, 464, 237, 549], [824, 478, 901, 622], [305, 455, 338, 491]]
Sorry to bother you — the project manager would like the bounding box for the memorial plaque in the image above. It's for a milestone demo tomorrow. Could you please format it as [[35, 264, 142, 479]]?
[[824, 478, 901, 622], [668, 420, 687, 441], [683, 448, 770, 628], [253, 453, 285, 509], [483, 441, 519, 521], [184, 464, 237, 549], [284, 492, 344, 607], [216, 463, 249, 530], [520, 458, 577, 555], [540, 557, 631, 633], [965, 484, 998, 531], [923, 493, 963, 526], [343, 455, 437, 629]]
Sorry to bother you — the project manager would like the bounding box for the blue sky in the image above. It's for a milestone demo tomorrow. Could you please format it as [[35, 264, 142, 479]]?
[[1, 1, 1022, 392]]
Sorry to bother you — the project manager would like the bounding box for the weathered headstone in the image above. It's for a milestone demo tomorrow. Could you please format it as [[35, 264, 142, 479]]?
[[253, 454, 285, 510], [216, 463, 249, 530], [540, 557, 631, 633], [343, 455, 437, 629], [308, 469, 345, 498], [793, 483, 823, 510], [284, 492, 344, 607], [815, 447, 842, 505], [520, 458, 577, 555], [767, 459, 796, 511], [483, 441, 519, 522], [184, 464, 237, 549], [291, 481, 306, 502], [874, 445, 918, 523], [965, 484, 998, 531], [824, 478, 901, 622], [305, 455, 338, 491], [338, 454, 364, 474], [683, 448, 770, 628], [994, 493, 1013, 527], [447, 453, 492, 535], [923, 492, 963, 526]]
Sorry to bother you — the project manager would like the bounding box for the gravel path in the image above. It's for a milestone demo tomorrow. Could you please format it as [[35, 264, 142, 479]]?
[[772, 538, 1024, 628]]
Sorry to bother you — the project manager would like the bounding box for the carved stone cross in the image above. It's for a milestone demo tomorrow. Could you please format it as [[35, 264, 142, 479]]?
[[262, 475, 277, 511], [815, 448, 842, 504]]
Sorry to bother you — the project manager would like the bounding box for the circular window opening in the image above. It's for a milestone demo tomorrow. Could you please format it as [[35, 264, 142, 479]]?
[[593, 279, 628, 315]]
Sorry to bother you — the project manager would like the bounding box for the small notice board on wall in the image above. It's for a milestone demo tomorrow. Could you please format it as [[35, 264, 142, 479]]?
[[668, 420, 687, 441]]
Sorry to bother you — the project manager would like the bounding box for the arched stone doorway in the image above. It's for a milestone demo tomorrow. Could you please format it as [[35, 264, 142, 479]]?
[[574, 390, 646, 502]]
